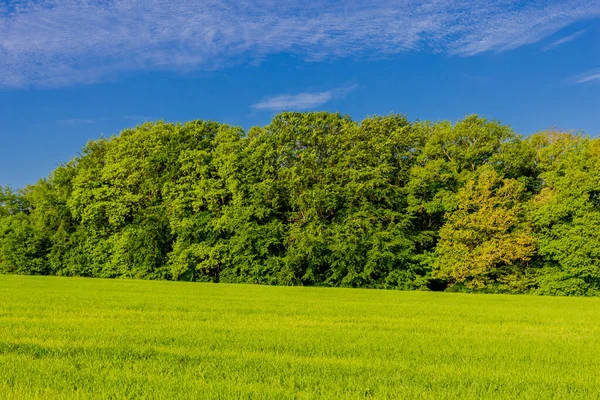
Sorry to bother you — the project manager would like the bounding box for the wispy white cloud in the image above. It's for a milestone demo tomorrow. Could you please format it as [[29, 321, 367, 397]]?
[[252, 85, 357, 111], [1, 1, 599, 88], [571, 70, 600, 84], [252, 92, 333, 111], [542, 29, 587, 51]]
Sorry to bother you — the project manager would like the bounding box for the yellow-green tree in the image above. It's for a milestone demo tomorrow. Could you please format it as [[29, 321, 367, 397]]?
[[434, 166, 536, 290]]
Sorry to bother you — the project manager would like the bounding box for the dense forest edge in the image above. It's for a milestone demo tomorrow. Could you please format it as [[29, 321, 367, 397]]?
[[1, 112, 599, 296]]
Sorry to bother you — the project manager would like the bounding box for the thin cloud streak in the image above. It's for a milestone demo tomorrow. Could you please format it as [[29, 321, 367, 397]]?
[[1, 1, 599, 88], [542, 29, 587, 51], [573, 70, 600, 84], [252, 85, 357, 111], [252, 91, 333, 111]]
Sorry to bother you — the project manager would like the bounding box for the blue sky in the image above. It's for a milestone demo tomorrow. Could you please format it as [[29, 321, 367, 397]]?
[[1, 0, 599, 188]]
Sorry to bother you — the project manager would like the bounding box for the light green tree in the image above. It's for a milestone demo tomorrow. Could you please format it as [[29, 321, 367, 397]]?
[[435, 166, 536, 290]]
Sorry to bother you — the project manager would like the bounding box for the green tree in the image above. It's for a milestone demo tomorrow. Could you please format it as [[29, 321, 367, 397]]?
[[408, 115, 519, 258], [2, 113, 600, 296], [529, 132, 600, 296]]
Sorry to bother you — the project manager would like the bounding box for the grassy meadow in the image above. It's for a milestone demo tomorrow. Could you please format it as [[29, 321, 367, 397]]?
[[1, 275, 600, 399]]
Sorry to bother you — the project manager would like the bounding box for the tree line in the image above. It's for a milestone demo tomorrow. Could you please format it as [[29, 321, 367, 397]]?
[[1, 112, 599, 295]]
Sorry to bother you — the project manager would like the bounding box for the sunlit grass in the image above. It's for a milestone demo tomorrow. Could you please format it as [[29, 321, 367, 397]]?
[[1, 275, 600, 399]]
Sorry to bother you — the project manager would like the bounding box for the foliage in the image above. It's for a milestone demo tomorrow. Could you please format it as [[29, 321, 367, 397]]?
[[1, 113, 599, 295], [528, 134, 600, 296], [434, 166, 535, 290]]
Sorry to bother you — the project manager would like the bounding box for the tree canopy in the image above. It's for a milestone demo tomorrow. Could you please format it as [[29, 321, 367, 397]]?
[[1, 113, 598, 295]]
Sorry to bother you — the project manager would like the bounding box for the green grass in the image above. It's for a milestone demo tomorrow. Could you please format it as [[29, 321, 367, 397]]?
[[1, 275, 600, 399]]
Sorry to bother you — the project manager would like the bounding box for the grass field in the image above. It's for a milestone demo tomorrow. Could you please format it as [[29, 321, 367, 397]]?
[[1, 276, 600, 399]]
